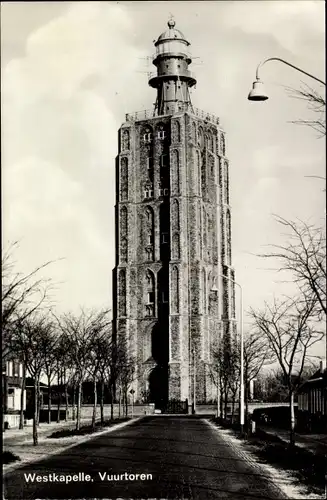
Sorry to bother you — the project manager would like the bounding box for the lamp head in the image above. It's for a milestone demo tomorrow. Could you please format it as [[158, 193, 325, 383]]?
[[248, 79, 269, 101]]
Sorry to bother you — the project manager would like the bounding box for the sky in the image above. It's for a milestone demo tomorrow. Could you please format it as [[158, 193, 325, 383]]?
[[1, 1, 325, 359]]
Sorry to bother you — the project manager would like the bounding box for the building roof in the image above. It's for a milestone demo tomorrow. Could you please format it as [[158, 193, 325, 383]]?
[[156, 20, 189, 45], [25, 377, 48, 388], [298, 369, 327, 392]]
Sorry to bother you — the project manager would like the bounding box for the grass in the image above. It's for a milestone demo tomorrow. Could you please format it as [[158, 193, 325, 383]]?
[[3, 451, 21, 465], [212, 418, 326, 496], [48, 417, 131, 439]]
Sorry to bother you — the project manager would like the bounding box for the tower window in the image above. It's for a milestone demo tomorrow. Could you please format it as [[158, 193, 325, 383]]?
[[160, 154, 168, 167], [143, 133, 152, 143], [162, 291, 169, 303], [164, 188, 169, 196], [158, 130, 166, 139], [144, 189, 153, 199], [147, 232, 154, 245], [147, 292, 155, 304], [162, 232, 169, 244], [147, 157, 153, 169]]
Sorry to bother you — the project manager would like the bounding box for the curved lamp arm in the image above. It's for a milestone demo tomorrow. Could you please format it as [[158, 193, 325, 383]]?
[[256, 57, 326, 86]]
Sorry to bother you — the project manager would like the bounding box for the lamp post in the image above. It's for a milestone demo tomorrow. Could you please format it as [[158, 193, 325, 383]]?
[[248, 57, 325, 101], [212, 275, 244, 434]]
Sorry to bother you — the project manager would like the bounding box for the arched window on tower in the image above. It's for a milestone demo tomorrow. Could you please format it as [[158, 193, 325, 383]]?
[[172, 233, 180, 260], [171, 266, 180, 314], [120, 207, 128, 262], [192, 122, 197, 143], [157, 123, 167, 140], [221, 133, 226, 156], [208, 131, 214, 152], [171, 199, 180, 231], [144, 206, 154, 261], [142, 126, 153, 144], [172, 120, 181, 143], [171, 150, 180, 194], [120, 206, 127, 233], [120, 157, 128, 201], [121, 129, 130, 151], [224, 161, 229, 204], [118, 269, 126, 316], [202, 268, 207, 314], [226, 209, 232, 265], [145, 270, 155, 317]]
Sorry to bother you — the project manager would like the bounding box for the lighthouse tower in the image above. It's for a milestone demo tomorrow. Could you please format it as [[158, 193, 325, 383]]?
[[112, 20, 236, 410]]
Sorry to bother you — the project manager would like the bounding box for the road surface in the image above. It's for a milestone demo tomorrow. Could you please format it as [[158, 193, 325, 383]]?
[[4, 416, 285, 499]]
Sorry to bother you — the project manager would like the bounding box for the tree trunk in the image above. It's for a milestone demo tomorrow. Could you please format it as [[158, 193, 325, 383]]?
[[124, 389, 128, 417], [224, 389, 228, 420], [47, 375, 52, 424], [64, 368, 68, 421], [118, 387, 121, 418], [289, 390, 295, 447], [110, 383, 114, 420], [33, 378, 39, 446], [76, 381, 82, 431], [56, 370, 61, 423], [92, 378, 97, 431], [245, 377, 249, 434], [231, 394, 235, 423], [36, 379, 41, 427], [64, 381, 68, 422], [19, 363, 26, 430], [72, 384, 76, 421], [100, 379, 104, 426], [219, 379, 223, 420]]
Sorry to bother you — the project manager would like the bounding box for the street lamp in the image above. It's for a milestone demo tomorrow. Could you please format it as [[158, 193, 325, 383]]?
[[248, 57, 326, 101], [212, 275, 244, 434]]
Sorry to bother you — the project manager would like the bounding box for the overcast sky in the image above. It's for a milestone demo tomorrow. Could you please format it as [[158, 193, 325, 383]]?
[[1, 1, 325, 357]]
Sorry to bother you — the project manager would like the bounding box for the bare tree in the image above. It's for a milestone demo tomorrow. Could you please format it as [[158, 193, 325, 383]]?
[[114, 340, 135, 418], [250, 292, 324, 446], [57, 309, 110, 430], [2, 242, 56, 362], [259, 216, 326, 318], [210, 341, 239, 421], [96, 334, 113, 424], [38, 328, 59, 424], [12, 315, 54, 445], [243, 331, 272, 420], [285, 83, 326, 137]]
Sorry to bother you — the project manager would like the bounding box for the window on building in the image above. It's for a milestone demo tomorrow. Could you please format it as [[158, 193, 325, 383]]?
[[162, 232, 169, 244], [147, 292, 155, 304], [164, 188, 169, 196], [143, 133, 152, 143], [147, 157, 153, 169], [162, 291, 169, 303], [145, 248, 153, 261], [158, 130, 166, 140], [160, 154, 168, 167], [13, 362, 20, 377], [147, 232, 153, 245], [144, 189, 153, 199]]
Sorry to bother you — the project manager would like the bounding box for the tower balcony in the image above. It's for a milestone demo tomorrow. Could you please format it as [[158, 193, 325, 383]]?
[[125, 106, 220, 126], [148, 71, 196, 88]]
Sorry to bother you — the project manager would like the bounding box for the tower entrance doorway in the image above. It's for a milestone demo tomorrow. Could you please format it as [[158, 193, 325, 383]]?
[[148, 364, 168, 410]]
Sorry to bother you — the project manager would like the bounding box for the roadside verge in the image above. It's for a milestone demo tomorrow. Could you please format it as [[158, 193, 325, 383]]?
[[3, 417, 142, 476]]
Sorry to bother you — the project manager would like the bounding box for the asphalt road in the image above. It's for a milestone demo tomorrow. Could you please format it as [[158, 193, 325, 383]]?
[[4, 416, 286, 500]]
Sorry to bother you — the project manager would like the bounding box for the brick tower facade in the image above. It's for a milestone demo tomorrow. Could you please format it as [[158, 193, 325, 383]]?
[[112, 20, 236, 408]]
